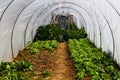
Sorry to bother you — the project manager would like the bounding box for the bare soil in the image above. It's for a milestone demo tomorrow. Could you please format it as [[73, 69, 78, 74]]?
[[13, 42, 76, 80], [48, 42, 76, 80]]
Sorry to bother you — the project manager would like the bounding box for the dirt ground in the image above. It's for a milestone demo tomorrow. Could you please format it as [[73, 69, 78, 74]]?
[[13, 42, 76, 80], [48, 42, 76, 80]]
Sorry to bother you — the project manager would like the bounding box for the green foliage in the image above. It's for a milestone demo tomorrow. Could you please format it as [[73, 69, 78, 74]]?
[[41, 69, 51, 78], [113, 71, 120, 80], [105, 65, 115, 74], [0, 60, 32, 80], [34, 24, 87, 42], [0, 72, 25, 80], [68, 38, 120, 80], [34, 24, 65, 42], [100, 73, 111, 80], [66, 28, 87, 40], [91, 75, 101, 80], [75, 69, 85, 79], [15, 60, 32, 72], [27, 40, 58, 55]]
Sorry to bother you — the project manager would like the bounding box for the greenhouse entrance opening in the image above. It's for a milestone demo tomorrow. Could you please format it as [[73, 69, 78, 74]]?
[[51, 12, 75, 30]]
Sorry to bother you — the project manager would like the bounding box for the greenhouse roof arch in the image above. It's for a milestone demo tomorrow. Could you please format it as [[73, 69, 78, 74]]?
[[11, 0, 94, 58]]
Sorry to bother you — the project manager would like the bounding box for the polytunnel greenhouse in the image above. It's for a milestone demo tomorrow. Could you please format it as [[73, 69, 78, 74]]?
[[0, 0, 120, 80]]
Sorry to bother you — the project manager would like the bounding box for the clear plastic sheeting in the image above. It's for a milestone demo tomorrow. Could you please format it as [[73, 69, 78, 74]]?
[[0, 0, 120, 66]]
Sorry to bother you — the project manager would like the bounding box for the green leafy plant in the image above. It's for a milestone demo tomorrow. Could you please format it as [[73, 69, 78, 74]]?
[[91, 75, 101, 80], [0, 60, 32, 80], [105, 65, 115, 74], [75, 69, 85, 79], [34, 24, 87, 42], [15, 60, 32, 72], [41, 69, 51, 78], [100, 73, 111, 79], [0, 72, 25, 80], [113, 71, 120, 80], [27, 40, 58, 55], [68, 38, 120, 79]]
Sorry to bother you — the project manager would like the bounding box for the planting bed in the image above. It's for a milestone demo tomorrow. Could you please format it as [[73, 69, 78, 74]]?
[[68, 38, 120, 80], [0, 40, 76, 80]]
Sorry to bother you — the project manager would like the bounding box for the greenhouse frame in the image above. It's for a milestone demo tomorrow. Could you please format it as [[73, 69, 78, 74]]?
[[0, 0, 120, 79]]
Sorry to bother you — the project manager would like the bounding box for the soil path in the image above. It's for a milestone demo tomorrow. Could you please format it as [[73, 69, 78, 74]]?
[[48, 42, 76, 80]]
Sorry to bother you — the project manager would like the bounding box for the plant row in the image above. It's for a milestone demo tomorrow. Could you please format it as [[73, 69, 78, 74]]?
[[0, 40, 58, 80], [0, 60, 32, 80], [34, 24, 87, 42], [27, 40, 58, 55], [68, 38, 120, 80]]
